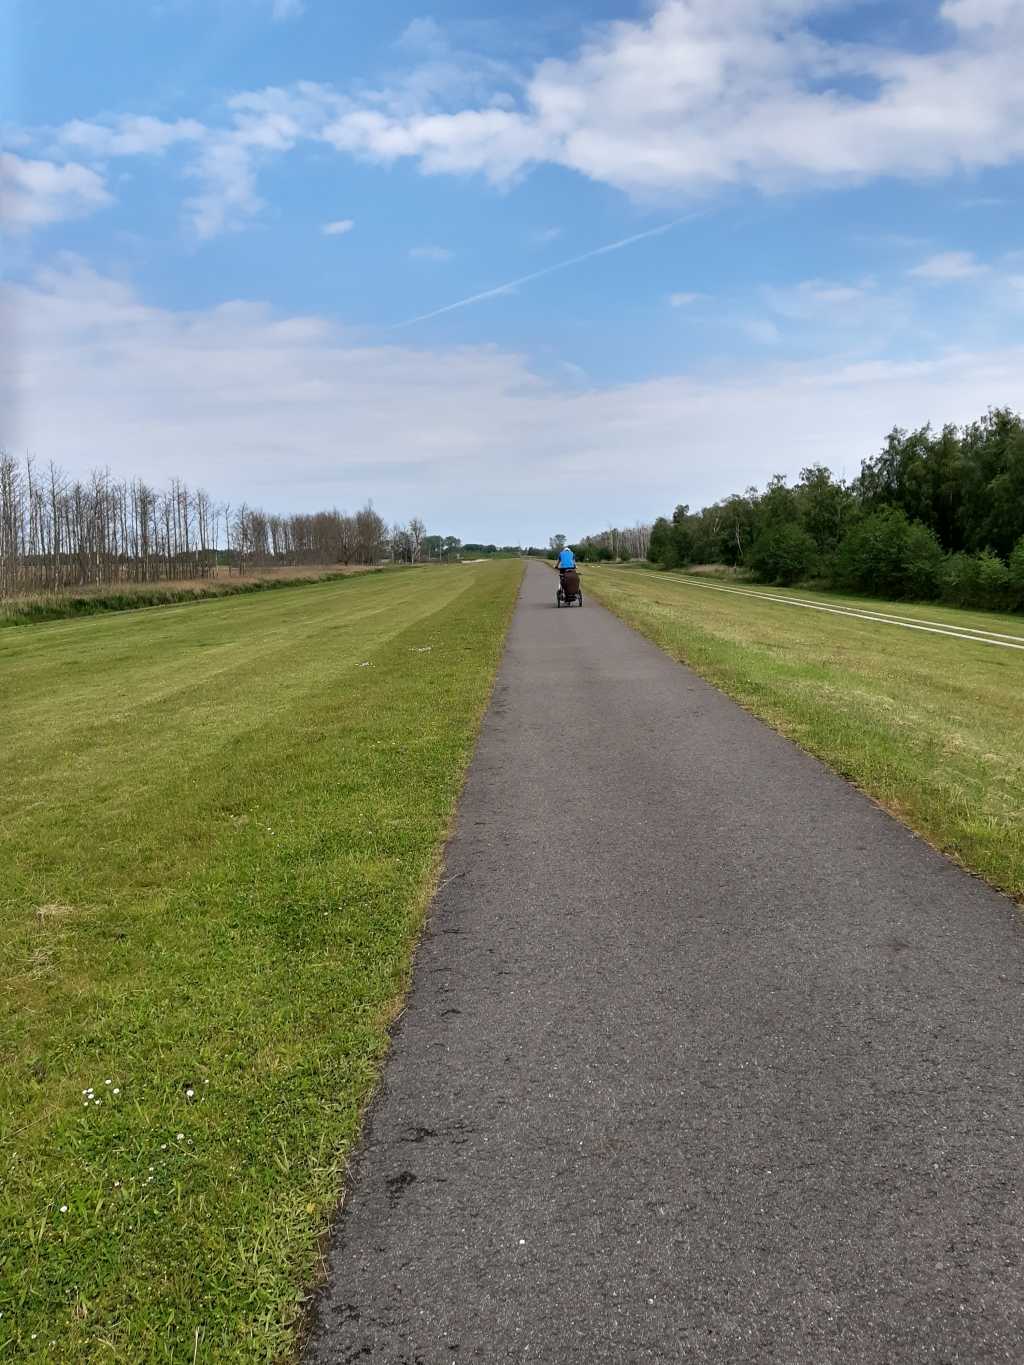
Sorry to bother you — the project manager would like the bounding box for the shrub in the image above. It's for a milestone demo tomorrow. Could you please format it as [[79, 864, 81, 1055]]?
[[969, 550, 1012, 610], [834, 507, 943, 599], [1009, 536, 1024, 608], [900, 521, 946, 599], [942, 550, 1013, 611], [748, 524, 819, 585]]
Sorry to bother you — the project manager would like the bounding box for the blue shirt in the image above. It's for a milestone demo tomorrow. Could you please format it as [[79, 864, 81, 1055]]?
[[558, 549, 576, 569]]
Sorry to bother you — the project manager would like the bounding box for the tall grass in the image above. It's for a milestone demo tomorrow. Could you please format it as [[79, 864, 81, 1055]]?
[[0, 567, 382, 627]]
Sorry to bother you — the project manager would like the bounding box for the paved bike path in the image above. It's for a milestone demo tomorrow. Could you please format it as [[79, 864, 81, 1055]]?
[[305, 560, 1024, 1364]]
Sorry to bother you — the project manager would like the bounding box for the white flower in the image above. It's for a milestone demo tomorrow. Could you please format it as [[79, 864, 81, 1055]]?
[[113, 1181, 121, 1188], [160, 1144, 167, 1150], [185, 1089, 194, 1098], [176, 1132, 184, 1140], [105, 1079, 112, 1086], [59, 1205, 68, 1213], [112, 1088, 120, 1095]]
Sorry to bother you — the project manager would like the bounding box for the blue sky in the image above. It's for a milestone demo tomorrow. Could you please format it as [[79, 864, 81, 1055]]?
[[3, 0, 1024, 543]]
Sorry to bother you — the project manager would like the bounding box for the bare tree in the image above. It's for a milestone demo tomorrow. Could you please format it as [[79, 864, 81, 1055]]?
[[0, 452, 403, 596]]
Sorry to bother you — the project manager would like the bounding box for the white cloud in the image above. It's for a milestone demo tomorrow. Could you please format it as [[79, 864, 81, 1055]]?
[[764, 278, 870, 317], [669, 291, 703, 306], [57, 116, 205, 158], [323, 218, 354, 236], [182, 84, 335, 238], [0, 153, 111, 229], [909, 250, 988, 280], [409, 245, 454, 261], [940, 0, 1019, 28], [17, 4, 1024, 242], [312, 0, 1024, 194], [9, 261, 1021, 539]]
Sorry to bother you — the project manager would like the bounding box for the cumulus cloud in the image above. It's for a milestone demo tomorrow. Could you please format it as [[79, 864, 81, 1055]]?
[[310, 0, 1024, 194], [0, 152, 111, 228], [23, 3, 1024, 240], [6, 260, 1023, 539]]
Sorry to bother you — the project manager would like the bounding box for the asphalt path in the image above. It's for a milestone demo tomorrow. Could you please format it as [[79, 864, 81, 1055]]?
[[305, 559, 1024, 1364]]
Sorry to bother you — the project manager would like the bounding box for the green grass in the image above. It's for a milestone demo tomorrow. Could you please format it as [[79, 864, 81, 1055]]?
[[0, 560, 522, 1362], [585, 564, 1024, 902]]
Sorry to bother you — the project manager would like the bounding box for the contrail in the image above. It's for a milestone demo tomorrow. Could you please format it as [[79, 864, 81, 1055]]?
[[389, 216, 698, 329]]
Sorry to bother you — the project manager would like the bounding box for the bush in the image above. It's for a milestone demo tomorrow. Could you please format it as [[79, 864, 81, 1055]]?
[[939, 553, 974, 608], [901, 521, 946, 599], [835, 507, 943, 599], [942, 550, 1013, 611], [748, 524, 819, 585], [1009, 536, 1024, 607]]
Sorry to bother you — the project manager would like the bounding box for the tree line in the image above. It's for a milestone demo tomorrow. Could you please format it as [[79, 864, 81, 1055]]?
[[0, 454, 427, 597], [638, 408, 1024, 612], [554, 524, 653, 563]]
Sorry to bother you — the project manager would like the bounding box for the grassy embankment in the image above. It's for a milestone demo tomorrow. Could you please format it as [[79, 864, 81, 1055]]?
[[586, 565, 1024, 901], [0, 565, 382, 628], [1, 559, 522, 1361]]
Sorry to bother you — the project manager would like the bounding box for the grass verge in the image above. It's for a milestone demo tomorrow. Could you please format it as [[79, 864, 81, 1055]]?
[[585, 564, 1024, 902], [1, 560, 522, 1361], [0, 567, 384, 628]]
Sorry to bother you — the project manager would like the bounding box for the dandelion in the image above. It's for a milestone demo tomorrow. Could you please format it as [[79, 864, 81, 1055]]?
[[185, 1088, 194, 1099]]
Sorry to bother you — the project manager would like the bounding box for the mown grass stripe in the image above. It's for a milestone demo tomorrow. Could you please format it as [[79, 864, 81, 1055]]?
[[1, 559, 522, 1362]]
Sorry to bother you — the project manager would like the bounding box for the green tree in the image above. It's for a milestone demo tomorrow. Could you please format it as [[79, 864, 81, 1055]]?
[[795, 465, 855, 557], [748, 523, 818, 585], [648, 516, 679, 568], [835, 507, 943, 600]]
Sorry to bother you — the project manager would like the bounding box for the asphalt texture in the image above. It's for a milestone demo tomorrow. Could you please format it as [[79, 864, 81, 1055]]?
[[305, 560, 1024, 1364]]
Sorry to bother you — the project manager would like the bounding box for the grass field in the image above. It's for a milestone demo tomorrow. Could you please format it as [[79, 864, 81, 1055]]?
[[585, 565, 1024, 902], [0, 559, 522, 1361]]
